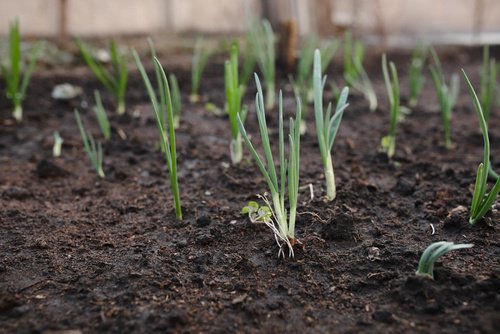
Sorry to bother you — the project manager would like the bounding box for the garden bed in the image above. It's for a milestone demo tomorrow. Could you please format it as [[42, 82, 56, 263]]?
[[0, 44, 499, 333]]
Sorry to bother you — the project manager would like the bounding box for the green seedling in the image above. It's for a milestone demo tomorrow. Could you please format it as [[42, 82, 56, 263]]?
[[480, 45, 497, 123], [169, 73, 182, 128], [133, 50, 182, 221], [74, 110, 105, 178], [1, 19, 42, 121], [313, 49, 349, 201], [408, 45, 428, 108], [190, 37, 212, 103], [237, 75, 301, 257], [75, 38, 128, 115], [462, 70, 500, 224], [52, 131, 63, 157], [343, 30, 377, 111], [429, 48, 459, 149], [416, 241, 473, 279], [241, 201, 272, 224], [380, 54, 401, 159], [93, 90, 111, 140], [291, 36, 339, 133], [225, 44, 248, 164], [249, 19, 276, 109]]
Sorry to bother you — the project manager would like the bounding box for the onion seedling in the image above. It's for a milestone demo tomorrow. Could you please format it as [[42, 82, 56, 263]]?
[[291, 36, 339, 133], [75, 38, 128, 115], [343, 30, 377, 111], [52, 131, 63, 157], [190, 37, 212, 103], [480, 45, 497, 123], [462, 70, 500, 224], [74, 110, 105, 178], [93, 91, 111, 140], [249, 19, 276, 109], [237, 75, 301, 257], [1, 19, 42, 122], [380, 54, 401, 159], [133, 50, 182, 221], [313, 49, 349, 201], [416, 241, 473, 279], [225, 44, 248, 165], [408, 45, 428, 108], [429, 48, 459, 149]]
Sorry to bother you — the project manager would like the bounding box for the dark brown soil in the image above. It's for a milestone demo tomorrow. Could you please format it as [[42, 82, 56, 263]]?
[[1, 44, 499, 334]]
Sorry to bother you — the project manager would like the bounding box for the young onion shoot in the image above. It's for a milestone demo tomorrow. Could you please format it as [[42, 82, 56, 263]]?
[[75, 38, 128, 115], [93, 90, 111, 140], [408, 45, 428, 108], [133, 50, 182, 221], [416, 241, 473, 279], [462, 70, 500, 225], [313, 49, 349, 201], [380, 54, 401, 159], [429, 47, 459, 149], [74, 110, 105, 178], [237, 74, 301, 257], [1, 19, 42, 122], [190, 37, 212, 103], [480, 45, 498, 123]]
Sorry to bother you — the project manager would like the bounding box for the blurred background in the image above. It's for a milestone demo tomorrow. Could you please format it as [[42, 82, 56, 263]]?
[[1, 0, 500, 46]]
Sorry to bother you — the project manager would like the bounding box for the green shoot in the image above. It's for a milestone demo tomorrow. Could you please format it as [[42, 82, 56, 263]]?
[[74, 110, 105, 178], [408, 45, 428, 108], [225, 44, 248, 165], [1, 19, 42, 122], [190, 37, 212, 103], [75, 38, 128, 115], [237, 75, 301, 257], [93, 90, 111, 140], [133, 50, 182, 221], [249, 19, 276, 109], [480, 45, 497, 123], [343, 30, 377, 111], [169, 74, 182, 129], [429, 48, 459, 149], [313, 49, 349, 201], [52, 131, 63, 157], [291, 36, 339, 133], [462, 70, 500, 224], [380, 54, 401, 159], [241, 201, 272, 224], [416, 241, 473, 279]]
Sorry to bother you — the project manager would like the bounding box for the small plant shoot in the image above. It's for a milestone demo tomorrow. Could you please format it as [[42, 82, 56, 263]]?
[[169, 73, 182, 129], [429, 48, 459, 149], [74, 110, 105, 178], [480, 45, 498, 123], [133, 50, 182, 221], [93, 90, 111, 140], [241, 201, 272, 224], [380, 54, 401, 159], [343, 30, 377, 112], [52, 131, 63, 157], [462, 70, 500, 225], [1, 19, 42, 121], [76, 38, 128, 115], [225, 44, 248, 164], [313, 49, 349, 201], [249, 19, 276, 109], [190, 37, 212, 103], [416, 241, 473, 279], [408, 45, 428, 108], [237, 75, 301, 257]]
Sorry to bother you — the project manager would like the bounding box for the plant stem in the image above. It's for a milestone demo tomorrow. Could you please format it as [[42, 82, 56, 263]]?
[[13, 104, 22, 122], [117, 99, 125, 115], [324, 154, 336, 200], [266, 81, 275, 109], [230, 135, 243, 165]]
